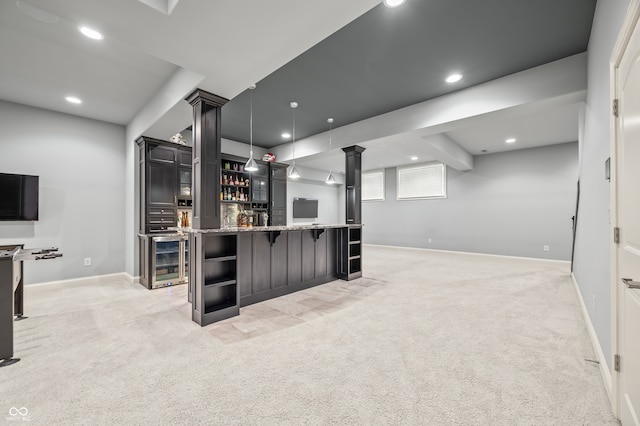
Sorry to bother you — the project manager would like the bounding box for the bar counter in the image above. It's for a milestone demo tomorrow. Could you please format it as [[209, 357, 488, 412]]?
[[184, 224, 363, 326]]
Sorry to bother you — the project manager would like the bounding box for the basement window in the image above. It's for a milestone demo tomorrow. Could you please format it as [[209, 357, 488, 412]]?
[[362, 169, 385, 201], [397, 162, 447, 200]]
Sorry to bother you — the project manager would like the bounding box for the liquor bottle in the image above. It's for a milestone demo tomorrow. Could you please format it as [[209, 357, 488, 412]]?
[[220, 189, 223, 200], [235, 175, 239, 186], [245, 177, 249, 186]]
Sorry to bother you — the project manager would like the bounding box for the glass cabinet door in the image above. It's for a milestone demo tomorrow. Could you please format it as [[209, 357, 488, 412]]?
[[155, 240, 180, 282], [179, 168, 191, 198], [183, 238, 189, 280]]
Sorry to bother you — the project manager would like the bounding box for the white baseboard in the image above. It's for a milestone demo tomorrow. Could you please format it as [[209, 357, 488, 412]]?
[[27, 272, 132, 287], [364, 243, 571, 265], [123, 273, 140, 285], [570, 272, 613, 400]]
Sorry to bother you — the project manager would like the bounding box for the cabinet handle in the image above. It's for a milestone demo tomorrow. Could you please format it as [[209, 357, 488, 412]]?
[[622, 278, 640, 289]]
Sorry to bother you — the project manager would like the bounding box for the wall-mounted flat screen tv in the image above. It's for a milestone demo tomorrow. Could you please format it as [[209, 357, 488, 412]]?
[[293, 198, 318, 219], [0, 173, 39, 221]]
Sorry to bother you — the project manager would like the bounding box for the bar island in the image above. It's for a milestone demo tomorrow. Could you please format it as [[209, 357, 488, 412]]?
[[185, 224, 362, 326]]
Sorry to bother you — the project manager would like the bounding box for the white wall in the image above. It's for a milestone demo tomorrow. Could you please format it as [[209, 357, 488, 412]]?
[[573, 0, 630, 368], [363, 142, 578, 260], [287, 180, 343, 226], [0, 100, 126, 284]]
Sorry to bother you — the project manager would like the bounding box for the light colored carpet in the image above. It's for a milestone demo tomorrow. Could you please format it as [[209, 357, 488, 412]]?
[[0, 245, 618, 425]]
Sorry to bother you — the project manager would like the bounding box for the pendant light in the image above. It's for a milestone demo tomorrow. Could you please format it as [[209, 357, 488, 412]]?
[[244, 84, 259, 172], [288, 101, 300, 179], [325, 118, 336, 184]]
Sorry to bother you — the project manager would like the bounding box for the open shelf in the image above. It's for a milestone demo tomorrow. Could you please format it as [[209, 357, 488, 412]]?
[[205, 278, 237, 287], [349, 244, 361, 257], [349, 258, 361, 273], [204, 257, 236, 284], [204, 284, 237, 314], [349, 227, 361, 241], [204, 234, 237, 258]]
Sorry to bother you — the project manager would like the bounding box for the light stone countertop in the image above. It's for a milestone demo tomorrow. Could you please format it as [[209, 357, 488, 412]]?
[[168, 224, 360, 234]]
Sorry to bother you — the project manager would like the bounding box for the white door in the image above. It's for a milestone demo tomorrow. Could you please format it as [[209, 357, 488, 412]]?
[[615, 10, 640, 425]]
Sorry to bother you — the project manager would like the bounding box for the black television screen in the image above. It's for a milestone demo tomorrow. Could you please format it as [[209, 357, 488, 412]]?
[[293, 198, 318, 219], [0, 173, 39, 221]]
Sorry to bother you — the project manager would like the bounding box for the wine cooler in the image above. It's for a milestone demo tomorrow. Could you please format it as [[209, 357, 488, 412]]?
[[139, 235, 189, 289]]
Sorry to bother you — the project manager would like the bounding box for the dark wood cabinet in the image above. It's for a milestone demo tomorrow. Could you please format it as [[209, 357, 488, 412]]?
[[252, 232, 271, 294], [343, 146, 365, 225], [218, 155, 287, 226], [269, 163, 288, 225], [339, 226, 362, 280], [237, 233, 253, 298], [137, 136, 192, 234]]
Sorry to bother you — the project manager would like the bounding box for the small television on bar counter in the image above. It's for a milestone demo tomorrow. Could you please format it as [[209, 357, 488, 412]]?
[[293, 198, 318, 219], [0, 173, 39, 221]]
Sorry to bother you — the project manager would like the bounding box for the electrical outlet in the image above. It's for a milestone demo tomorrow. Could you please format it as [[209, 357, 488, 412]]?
[[543, 245, 549, 252], [428, 238, 432, 243], [84, 257, 91, 266]]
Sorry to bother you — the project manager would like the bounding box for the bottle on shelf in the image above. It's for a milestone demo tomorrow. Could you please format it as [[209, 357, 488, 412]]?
[[245, 177, 249, 186], [235, 174, 239, 186], [220, 189, 223, 200]]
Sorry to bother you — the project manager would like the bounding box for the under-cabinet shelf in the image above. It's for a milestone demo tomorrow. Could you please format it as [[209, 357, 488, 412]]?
[[205, 278, 237, 288]]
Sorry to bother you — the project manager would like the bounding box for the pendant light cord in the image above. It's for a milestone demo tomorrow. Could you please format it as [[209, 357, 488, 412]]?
[[249, 85, 255, 156], [328, 119, 332, 174], [292, 106, 296, 165]]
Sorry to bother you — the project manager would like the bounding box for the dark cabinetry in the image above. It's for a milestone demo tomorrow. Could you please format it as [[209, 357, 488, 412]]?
[[343, 146, 365, 225], [270, 163, 287, 225], [218, 154, 287, 226], [137, 136, 192, 233], [339, 226, 362, 280], [191, 233, 240, 325]]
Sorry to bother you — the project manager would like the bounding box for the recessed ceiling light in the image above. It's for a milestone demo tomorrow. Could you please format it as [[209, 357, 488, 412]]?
[[65, 96, 82, 104], [16, 1, 59, 23], [281, 132, 291, 139], [505, 138, 516, 144], [78, 26, 103, 40], [445, 73, 462, 83], [410, 156, 418, 161], [383, 0, 406, 7]]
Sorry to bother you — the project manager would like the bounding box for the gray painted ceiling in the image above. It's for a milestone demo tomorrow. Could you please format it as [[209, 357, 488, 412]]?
[[221, 0, 597, 149]]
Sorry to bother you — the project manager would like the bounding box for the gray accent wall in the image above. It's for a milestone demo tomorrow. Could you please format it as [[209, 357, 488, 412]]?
[[287, 180, 343, 226], [363, 142, 578, 261], [0, 100, 126, 284], [572, 0, 629, 368]]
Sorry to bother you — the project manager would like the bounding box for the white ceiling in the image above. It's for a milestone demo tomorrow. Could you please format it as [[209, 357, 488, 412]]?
[[0, 1, 177, 124], [0, 0, 379, 125]]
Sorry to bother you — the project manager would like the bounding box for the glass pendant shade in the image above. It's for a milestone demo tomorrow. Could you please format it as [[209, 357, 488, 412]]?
[[245, 152, 258, 172], [288, 164, 300, 179], [325, 172, 336, 184]]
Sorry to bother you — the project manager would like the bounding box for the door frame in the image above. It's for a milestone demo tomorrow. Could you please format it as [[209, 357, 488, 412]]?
[[610, 0, 640, 417]]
